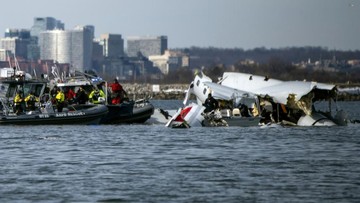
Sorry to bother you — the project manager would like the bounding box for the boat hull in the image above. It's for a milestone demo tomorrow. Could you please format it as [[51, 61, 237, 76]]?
[[100, 101, 154, 124], [0, 104, 108, 125]]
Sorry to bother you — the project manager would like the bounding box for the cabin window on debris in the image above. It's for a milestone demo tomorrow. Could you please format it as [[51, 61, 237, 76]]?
[[196, 80, 200, 86], [203, 88, 206, 95]]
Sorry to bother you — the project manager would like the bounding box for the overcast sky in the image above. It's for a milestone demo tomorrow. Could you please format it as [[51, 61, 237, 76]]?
[[2, 0, 359, 50]]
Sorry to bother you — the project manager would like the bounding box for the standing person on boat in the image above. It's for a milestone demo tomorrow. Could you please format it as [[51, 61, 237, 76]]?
[[89, 89, 106, 104], [110, 79, 128, 104], [25, 91, 39, 111], [75, 86, 88, 104], [203, 93, 219, 113], [55, 89, 65, 112], [50, 85, 58, 104], [14, 90, 25, 114], [110, 79, 123, 93]]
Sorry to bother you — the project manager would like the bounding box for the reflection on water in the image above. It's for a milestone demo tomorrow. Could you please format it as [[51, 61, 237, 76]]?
[[0, 101, 359, 202]]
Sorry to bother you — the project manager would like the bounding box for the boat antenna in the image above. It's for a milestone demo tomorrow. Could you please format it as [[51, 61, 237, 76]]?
[[13, 53, 21, 71], [6, 51, 12, 68], [33, 69, 37, 78]]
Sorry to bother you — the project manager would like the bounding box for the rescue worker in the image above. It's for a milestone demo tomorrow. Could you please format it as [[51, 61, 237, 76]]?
[[110, 79, 128, 104], [64, 87, 76, 105], [203, 93, 218, 113], [89, 89, 106, 104], [24, 91, 39, 111], [55, 89, 65, 112], [50, 85, 58, 104], [14, 90, 25, 114], [75, 86, 88, 104], [110, 79, 123, 95]]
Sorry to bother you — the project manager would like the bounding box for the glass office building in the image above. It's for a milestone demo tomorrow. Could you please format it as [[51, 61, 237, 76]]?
[[39, 26, 94, 72]]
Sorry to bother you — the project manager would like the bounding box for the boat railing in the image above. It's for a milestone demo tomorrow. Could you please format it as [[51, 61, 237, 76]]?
[[40, 101, 55, 114], [0, 97, 13, 115], [134, 98, 152, 108], [67, 105, 79, 111]]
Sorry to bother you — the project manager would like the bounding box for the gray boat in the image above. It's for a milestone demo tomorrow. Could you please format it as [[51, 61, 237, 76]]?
[[0, 77, 108, 125]]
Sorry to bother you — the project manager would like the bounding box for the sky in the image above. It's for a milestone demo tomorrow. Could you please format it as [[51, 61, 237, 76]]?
[[2, 0, 360, 50]]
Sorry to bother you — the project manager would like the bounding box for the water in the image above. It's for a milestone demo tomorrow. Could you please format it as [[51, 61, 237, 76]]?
[[0, 101, 359, 202]]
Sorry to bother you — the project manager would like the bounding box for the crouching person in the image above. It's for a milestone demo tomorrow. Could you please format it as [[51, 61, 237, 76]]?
[[89, 89, 106, 104], [25, 91, 39, 111]]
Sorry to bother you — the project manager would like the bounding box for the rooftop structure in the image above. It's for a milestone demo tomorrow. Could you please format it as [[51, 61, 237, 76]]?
[[4, 28, 31, 39], [30, 17, 64, 37]]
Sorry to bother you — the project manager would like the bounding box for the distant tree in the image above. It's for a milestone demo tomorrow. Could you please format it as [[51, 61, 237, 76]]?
[[163, 67, 193, 84], [164, 46, 360, 84], [203, 64, 226, 80]]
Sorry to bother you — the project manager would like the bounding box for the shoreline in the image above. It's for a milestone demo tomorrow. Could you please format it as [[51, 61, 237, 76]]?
[[123, 83, 189, 100], [122, 83, 360, 101]]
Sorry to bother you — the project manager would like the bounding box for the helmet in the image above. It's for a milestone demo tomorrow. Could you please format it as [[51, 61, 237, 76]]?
[[98, 97, 105, 102]]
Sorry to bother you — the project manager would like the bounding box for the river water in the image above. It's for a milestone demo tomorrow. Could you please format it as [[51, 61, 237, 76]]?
[[0, 101, 359, 202]]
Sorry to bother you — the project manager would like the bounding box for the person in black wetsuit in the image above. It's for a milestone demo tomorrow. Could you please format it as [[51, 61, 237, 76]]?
[[203, 93, 218, 113]]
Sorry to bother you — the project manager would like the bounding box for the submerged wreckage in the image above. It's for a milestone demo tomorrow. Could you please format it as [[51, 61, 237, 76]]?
[[166, 71, 348, 128]]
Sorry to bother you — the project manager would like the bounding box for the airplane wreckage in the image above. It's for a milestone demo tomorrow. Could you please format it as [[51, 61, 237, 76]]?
[[165, 71, 348, 128]]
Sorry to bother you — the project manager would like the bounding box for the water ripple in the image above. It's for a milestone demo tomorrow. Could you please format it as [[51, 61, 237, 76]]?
[[0, 116, 359, 202]]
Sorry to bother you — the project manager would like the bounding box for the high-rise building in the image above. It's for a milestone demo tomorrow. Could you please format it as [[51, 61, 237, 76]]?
[[30, 17, 64, 37], [100, 34, 124, 58], [39, 25, 94, 72], [1, 28, 31, 59], [27, 37, 40, 61], [5, 28, 31, 39], [127, 36, 167, 57], [28, 17, 64, 61], [0, 37, 29, 59], [71, 25, 94, 71]]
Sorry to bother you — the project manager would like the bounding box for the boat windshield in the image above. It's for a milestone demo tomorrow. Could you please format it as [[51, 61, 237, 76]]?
[[5, 82, 46, 99]]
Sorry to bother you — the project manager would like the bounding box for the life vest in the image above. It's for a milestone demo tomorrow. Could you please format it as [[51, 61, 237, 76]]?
[[25, 95, 36, 102], [14, 94, 23, 105], [111, 83, 123, 92], [111, 97, 121, 104], [93, 91, 100, 101], [56, 92, 65, 103]]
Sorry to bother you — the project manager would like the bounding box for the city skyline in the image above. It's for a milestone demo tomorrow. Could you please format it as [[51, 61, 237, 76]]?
[[2, 0, 360, 51]]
